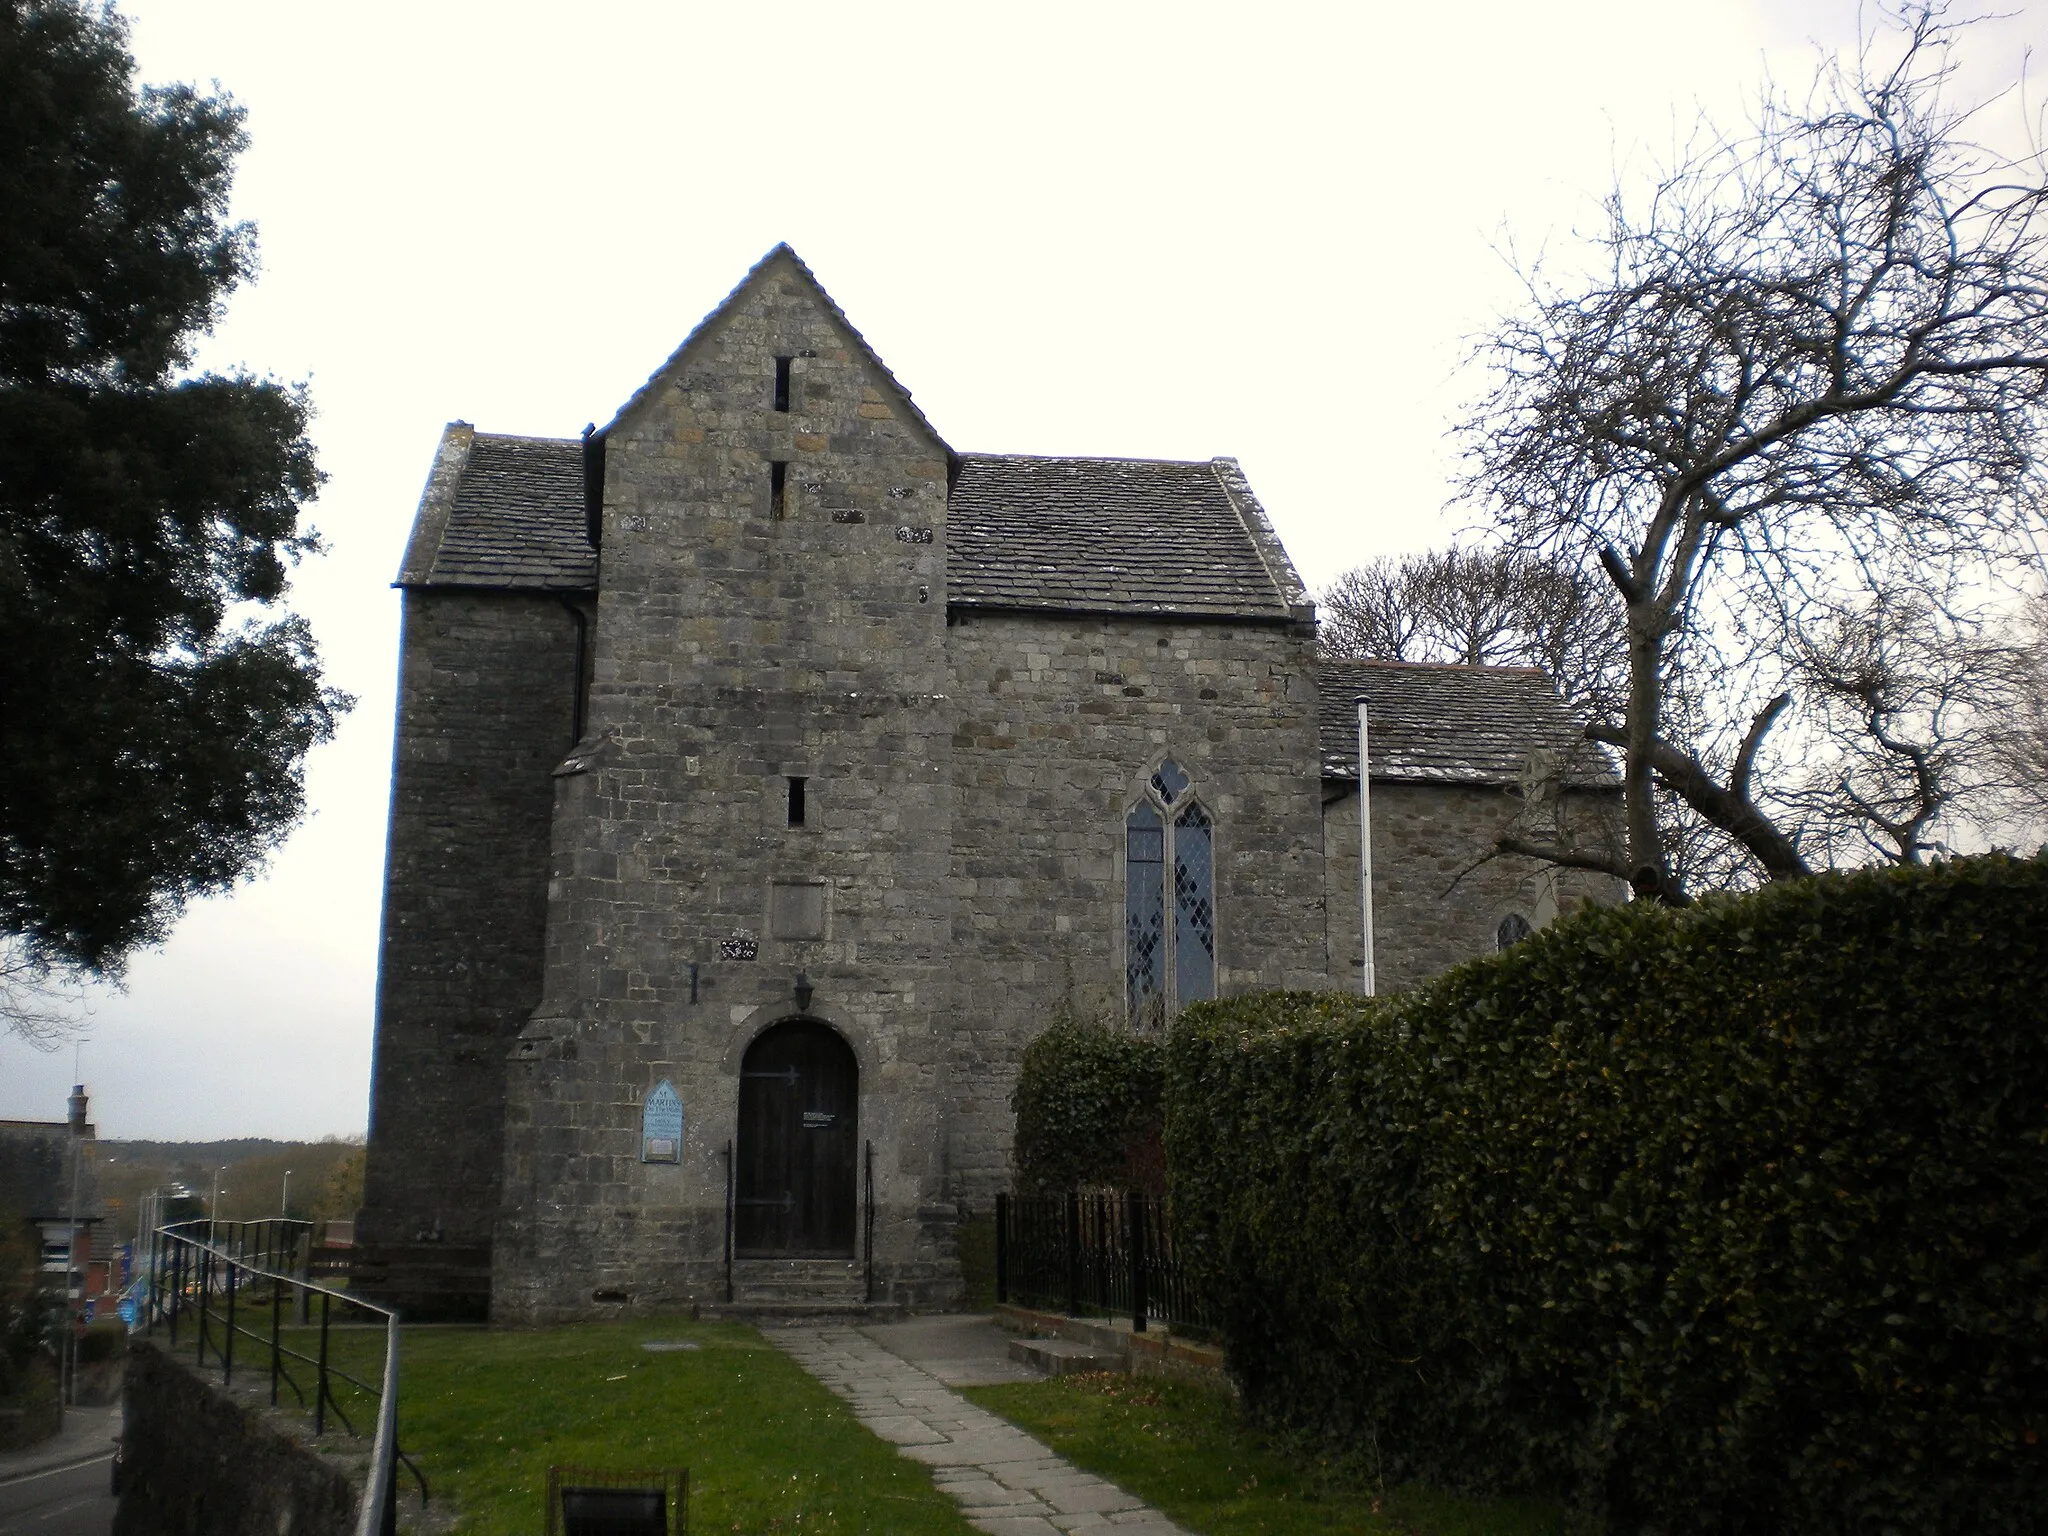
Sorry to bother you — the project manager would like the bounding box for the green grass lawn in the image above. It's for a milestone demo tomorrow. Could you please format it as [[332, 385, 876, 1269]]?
[[963, 1371, 1562, 1536], [307, 1319, 978, 1535], [248, 1312, 1555, 1536]]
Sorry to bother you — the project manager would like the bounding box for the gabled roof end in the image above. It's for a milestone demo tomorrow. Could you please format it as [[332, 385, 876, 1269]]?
[[396, 422, 476, 587], [600, 245, 951, 456]]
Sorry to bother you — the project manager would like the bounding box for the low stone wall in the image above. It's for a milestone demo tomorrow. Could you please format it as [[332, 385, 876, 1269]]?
[[114, 1336, 366, 1536], [994, 1302, 1229, 1385]]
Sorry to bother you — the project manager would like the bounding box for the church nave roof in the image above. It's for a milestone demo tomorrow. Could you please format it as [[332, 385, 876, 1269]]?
[[398, 432, 1311, 622]]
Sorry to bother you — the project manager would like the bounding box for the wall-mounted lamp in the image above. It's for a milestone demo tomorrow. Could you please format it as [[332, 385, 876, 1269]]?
[[793, 971, 814, 1014]]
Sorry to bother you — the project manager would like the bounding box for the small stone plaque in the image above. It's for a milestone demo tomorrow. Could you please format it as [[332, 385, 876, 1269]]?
[[769, 881, 825, 939]]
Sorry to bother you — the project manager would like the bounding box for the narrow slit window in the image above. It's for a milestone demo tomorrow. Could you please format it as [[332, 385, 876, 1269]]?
[[773, 356, 793, 412], [787, 776, 807, 827], [770, 460, 788, 519]]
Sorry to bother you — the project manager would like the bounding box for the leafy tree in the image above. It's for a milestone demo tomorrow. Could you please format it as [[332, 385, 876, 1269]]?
[[316, 1142, 365, 1224], [1460, 6, 2048, 903], [0, 0, 347, 1000]]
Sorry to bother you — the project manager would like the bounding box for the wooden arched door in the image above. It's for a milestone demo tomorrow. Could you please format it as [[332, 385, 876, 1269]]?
[[736, 1020, 858, 1256]]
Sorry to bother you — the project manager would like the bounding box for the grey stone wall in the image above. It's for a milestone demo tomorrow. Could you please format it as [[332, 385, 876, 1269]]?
[[358, 587, 579, 1317], [1322, 780, 1624, 994], [493, 254, 962, 1322], [115, 1339, 361, 1536], [940, 608, 1328, 1206]]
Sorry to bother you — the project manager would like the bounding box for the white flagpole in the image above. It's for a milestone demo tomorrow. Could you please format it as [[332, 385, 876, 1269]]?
[[1357, 699, 1376, 997]]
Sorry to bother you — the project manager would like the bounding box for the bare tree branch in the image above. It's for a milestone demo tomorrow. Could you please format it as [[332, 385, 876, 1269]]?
[[1, 942, 89, 1051], [1587, 722, 1813, 878], [1494, 834, 1631, 880], [1459, 5, 2048, 899], [1731, 692, 1793, 803]]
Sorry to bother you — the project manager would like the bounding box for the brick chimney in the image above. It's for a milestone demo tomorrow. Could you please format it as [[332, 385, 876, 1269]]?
[[68, 1083, 92, 1136]]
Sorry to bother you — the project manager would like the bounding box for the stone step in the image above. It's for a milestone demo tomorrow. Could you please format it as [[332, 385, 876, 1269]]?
[[732, 1258, 866, 1306], [715, 1301, 909, 1324], [1008, 1336, 1127, 1377]]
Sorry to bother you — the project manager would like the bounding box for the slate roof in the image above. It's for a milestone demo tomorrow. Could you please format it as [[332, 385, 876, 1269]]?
[[947, 454, 1305, 619], [397, 245, 1307, 616], [0, 1120, 94, 1221], [397, 439, 1309, 620], [1319, 659, 1618, 787], [397, 430, 596, 591]]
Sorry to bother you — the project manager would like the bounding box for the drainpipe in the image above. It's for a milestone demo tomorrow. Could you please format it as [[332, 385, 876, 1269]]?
[[559, 598, 589, 745], [1356, 700, 1376, 997]]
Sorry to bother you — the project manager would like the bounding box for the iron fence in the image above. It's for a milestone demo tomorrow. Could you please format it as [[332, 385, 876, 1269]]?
[[863, 1139, 875, 1305], [994, 1191, 1214, 1334], [140, 1219, 426, 1536]]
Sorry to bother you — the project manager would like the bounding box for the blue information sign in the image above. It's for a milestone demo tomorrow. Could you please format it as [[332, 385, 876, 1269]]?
[[118, 1297, 137, 1328], [641, 1079, 683, 1163]]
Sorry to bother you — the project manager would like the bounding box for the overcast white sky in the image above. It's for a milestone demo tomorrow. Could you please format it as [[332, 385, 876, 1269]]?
[[3, 0, 2040, 1139]]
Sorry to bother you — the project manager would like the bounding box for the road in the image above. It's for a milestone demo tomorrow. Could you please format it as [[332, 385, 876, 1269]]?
[[0, 1457, 116, 1536]]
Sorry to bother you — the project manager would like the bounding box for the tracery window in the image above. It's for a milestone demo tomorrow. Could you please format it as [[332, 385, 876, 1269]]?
[[1125, 758, 1216, 1028]]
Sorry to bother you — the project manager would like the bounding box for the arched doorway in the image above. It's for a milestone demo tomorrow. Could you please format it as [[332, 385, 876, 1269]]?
[[736, 1019, 858, 1256]]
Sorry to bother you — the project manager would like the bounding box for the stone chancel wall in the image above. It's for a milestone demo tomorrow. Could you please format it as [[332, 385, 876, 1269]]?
[[1316, 660, 1626, 994], [1323, 780, 1621, 994]]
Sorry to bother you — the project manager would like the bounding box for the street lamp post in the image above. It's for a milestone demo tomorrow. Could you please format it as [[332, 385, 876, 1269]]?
[[280, 1169, 292, 1218]]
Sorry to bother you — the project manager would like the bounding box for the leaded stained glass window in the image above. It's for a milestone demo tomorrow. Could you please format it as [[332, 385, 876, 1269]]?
[[1173, 803, 1215, 1006], [1151, 758, 1190, 805], [1125, 760, 1215, 1027], [1125, 804, 1166, 1029]]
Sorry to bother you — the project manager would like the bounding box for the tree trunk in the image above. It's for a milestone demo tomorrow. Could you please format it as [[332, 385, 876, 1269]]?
[[1622, 601, 1683, 904]]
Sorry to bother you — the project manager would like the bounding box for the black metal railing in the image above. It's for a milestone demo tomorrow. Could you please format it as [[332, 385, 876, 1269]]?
[[862, 1140, 875, 1305], [141, 1219, 427, 1536], [994, 1191, 1214, 1334], [720, 1141, 735, 1305]]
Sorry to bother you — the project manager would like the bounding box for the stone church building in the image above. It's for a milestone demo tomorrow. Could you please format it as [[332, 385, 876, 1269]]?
[[358, 246, 1616, 1322]]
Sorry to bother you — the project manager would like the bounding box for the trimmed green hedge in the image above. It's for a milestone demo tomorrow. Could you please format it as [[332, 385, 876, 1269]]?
[[1166, 854, 2048, 1534], [1012, 1017, 1165, 1194]]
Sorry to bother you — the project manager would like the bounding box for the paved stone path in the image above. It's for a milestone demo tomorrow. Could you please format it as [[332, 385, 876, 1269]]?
[[772, 1324, 1187, 1536]]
